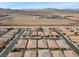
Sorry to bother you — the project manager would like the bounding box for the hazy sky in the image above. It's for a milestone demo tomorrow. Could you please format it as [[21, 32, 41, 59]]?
[[0, 2, 79, 9]]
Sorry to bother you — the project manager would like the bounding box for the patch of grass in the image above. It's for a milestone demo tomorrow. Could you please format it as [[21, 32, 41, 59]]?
[[8, 28, 13, 31], [70, 30, 74, 32], [37, 48, 48, 49], [45, 35, 50, 37], [61, 48, 66, 51], [56, 35, 59, 37], [49, 28, 52, 30], [74, 32, 79, 35], [37, 27, 43, 32], [23, 35, 27, 37], [51, 48, 61, 51], [40, 36, 43, 39], [11, 48, 21, 52]]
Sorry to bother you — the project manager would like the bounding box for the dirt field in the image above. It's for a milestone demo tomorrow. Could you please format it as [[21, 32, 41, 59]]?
[[0, 10, 79, 26]]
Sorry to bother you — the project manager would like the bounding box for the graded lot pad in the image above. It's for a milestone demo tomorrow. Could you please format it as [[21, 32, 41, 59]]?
[[7, 36, 78, 57], [0, 28, 78, 57]]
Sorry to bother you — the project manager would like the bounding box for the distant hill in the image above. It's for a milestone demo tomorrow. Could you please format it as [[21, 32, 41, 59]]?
[[20, 8, 79, 11], [0, 8, 79, 15]]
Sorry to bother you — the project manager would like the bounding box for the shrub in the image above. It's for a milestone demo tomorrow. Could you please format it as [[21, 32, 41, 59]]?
[[11, 48, 20, 52], [51, 48, 61, 51], [37, 27, 43, 32]]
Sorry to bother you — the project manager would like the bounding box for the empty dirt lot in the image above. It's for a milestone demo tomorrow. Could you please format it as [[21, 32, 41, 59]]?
[[0, 10, 79, 26]]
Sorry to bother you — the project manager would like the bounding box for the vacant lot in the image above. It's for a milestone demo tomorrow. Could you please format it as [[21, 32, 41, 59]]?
[[0, 10, 79, 26]]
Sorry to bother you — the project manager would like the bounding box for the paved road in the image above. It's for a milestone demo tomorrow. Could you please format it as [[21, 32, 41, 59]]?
[[0, 29, 25, 57], [0, 25, 79, 29]]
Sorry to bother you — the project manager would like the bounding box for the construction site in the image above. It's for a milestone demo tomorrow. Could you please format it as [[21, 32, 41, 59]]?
[[0, 8, 79, 57]]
